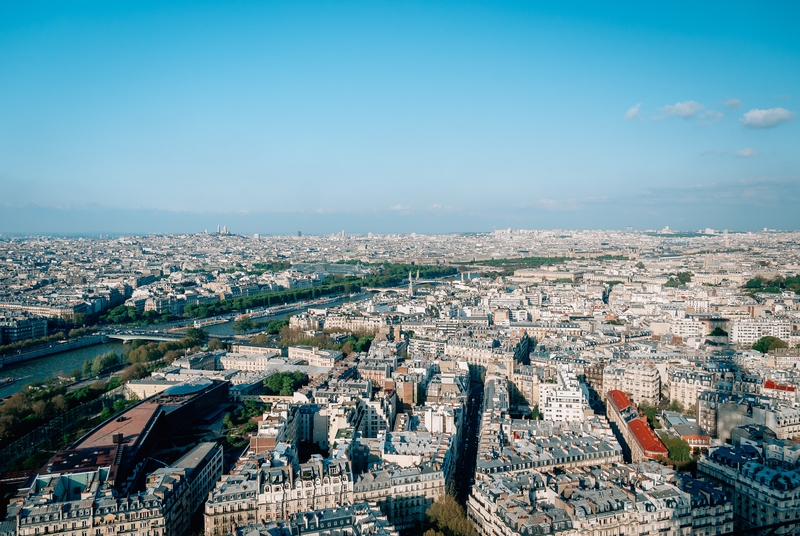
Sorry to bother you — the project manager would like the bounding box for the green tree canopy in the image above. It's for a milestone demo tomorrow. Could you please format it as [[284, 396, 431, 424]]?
[[90, 351, 120, 376], [207, 338, 225, 351], [638, 401, 661, 429], [263, 372, 309, 396], [752, 336, 788, 353], [665, 272, 692, 287], [184, 327, 209, 341], [424, 495, 478, 536], [745, 274, 800, 294], [659, 433, 692, 462], [233, 316, 254, 334]]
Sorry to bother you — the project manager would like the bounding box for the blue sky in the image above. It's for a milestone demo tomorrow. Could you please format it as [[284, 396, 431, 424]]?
[[1, 1, 798, 234]]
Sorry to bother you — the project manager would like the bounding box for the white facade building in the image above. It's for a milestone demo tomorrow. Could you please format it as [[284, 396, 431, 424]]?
[[539, 364, 588, 422], [729, 318, 791, 346]]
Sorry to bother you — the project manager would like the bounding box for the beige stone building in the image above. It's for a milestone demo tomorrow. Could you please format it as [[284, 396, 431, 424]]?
[[603, 362, 661, 405]]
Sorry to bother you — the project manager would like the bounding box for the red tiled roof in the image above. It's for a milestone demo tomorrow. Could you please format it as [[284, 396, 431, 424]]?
[[628, 418, 668, 457], [764, 380, 796, 392], [607, 390, 633, 412]]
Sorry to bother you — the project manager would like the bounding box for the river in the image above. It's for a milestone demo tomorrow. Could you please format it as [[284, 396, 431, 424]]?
[[0, 293, 369, 399], [202, 293, 369, 337], [0, 342, 126, 399]]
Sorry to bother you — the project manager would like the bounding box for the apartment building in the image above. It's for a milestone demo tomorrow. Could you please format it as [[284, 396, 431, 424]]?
[[204, 457, 354, 535], [0, 316, 48, 344], [603, 363, 661, 405], [606, 390, 668, 463], [12, 443, 222, 536], [287, 346, 344, 367], [669, 367, 714, 412], [699, 445, 800, 529], [538, 364, 588, 422], [729, 318, 791, 346]]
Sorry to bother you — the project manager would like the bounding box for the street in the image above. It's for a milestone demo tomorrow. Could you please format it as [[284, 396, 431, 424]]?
[[454, 379, 484, 505]]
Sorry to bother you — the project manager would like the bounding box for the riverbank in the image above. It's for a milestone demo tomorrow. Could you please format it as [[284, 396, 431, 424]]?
[[0, 342, 126, 399], [0, 335, 107, 368], [0, 292, 369, 399]]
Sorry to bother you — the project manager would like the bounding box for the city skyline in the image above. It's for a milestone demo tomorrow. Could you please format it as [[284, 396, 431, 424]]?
[[1, 1, 799, 233]]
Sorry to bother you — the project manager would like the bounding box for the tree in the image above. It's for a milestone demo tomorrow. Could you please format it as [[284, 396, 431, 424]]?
[[745, 278, 763, 289], [425, 494, 478, 536], [52, 394, 68, 413], [207, 338, 225, 351], [185, 327, 209, 341], [264, 372, 309, 396], [708, 327, 728, 337], [265, 319, 289, 334], [91, 351, 120, 376], [636, 261, 645, 269], [233, 315, 254, 334], [119, 363, 148, 383], [666, 399, 685, 414], [639, 401, 661, 429], [665, 271, 692, 287], [32, 400, 50, 418], [752, 336, 788, 353], [249, 333, 271, 345], [659, 433, 692, 462]]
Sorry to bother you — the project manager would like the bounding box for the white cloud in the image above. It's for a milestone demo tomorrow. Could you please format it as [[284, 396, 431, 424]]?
[[624, 103, 641, 121], [696, 109, 724, 127], [428, 203, 457, 212], [736, 148, 758, 158], [724, 98, 742, 110], [389, 204, 411, 211], [700, 110, 724, 122], [661, 100, 704, 118], [740, 107, 795, 128]]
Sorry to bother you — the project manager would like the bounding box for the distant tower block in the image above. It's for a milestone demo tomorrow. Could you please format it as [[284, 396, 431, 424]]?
[[626, 226, 633, 233]]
